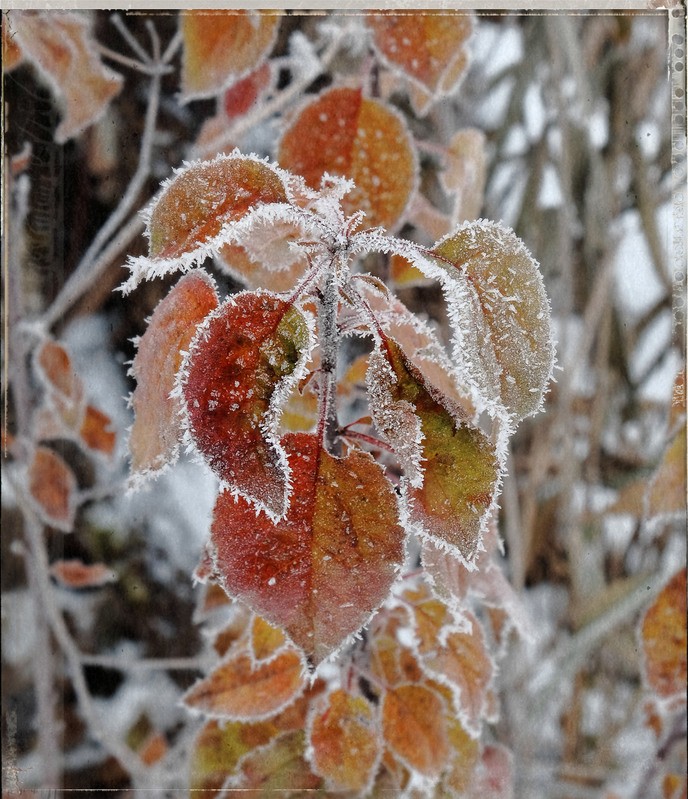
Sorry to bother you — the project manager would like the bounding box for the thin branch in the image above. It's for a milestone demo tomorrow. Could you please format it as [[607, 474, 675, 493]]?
[[110, 13, 153, 65], [80, 654, 212, 672]]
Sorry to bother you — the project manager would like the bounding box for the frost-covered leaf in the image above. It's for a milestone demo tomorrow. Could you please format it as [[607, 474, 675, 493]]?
[[181, 291, 313, 519], [251, 614, 287, 661], [466, 743, 514, 799], [27, 446, 77, 532], [640, 568, 687, 702], [308, 688, 381, 792], [647, 423, 686, 518], [233, 730, 322, 793], [189, 686, 321, 798], [368, 336, 499, 562], [149, 154, 290, 261], [79, 405, 116, 456], [278, 86, 417, 230], [183, 648, 305, 721], [10, 10, 123, 143], [366, 13, 472, 111], [441, 129, 487, 224], [439, 716, 481, 795], [391, 221, 554, 423], [129, 270, 218, 479], [180, 10, 279, 102], [123, 153, 297, 292], [2, 17, 23, 71], [382, 683, 450, 777], [50, 559, 116, 589], [369, 605, 424, 687], [390, 252, 432, 288], [209, 432, 405, 664]]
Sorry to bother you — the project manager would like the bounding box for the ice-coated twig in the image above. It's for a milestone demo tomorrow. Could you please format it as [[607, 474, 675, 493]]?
[[80, 654, 214, 672], [110, 12, 153, 65]]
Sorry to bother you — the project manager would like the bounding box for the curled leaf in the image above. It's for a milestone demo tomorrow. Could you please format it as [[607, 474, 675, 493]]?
[[308, 688, 381, 792], [279, 86, 417, 230], [183, 648, 306, 721], [640, 568, 687, 701], [368, 336, 499, 563], [129, 270, 219, 480], [181, 291, 313, 519], [180, 11, 279, 102], [209, 432, 405, 664], [10, 10, 123, 143]]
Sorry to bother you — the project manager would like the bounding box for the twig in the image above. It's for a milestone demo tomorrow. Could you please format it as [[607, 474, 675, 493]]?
[[42, 47, 162, 328], [80, 654, 212, 672], [110, 13, 153, 65], [17, 492, 149, 784]]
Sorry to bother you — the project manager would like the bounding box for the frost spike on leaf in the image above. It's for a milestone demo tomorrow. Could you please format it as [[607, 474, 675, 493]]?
[[382, 683, 450, 778], [209, 432, 405, 664], [278, 86, 418, 231], [308, 688, 381, 792], [129, 270, 219, 481], [10, 11, 123, 143], [179, 10, 280, 103], [367, 336, 499, 564], [640, 568, 687, 702], [181, 291, 313, 520], [182, 648, 306, 721]]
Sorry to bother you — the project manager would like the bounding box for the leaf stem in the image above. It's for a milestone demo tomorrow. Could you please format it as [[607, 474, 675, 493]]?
[[317, 259, 340, 454]]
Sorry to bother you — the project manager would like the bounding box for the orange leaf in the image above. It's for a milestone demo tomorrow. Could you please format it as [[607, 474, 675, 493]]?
[[441, 716, 481, 794], [441, 129, 487, 224], [670, 368, 685, 429], [10, 11, 122, 142], [367, 13, 473, 107], [309, 689, 381, 792], [2, 16, 23, 71], [369, 605, 424, 687], [279, 86, 417, 230], [210, 432, 405, 664], [183, 648, 305, 721], [382, 683, 450, 777], [251, 614, 287, 661], [28, 446, 77, 532], [139, 732, 167, 766], [50, 559, 116, 589], [182, 292, 312, 519], [34, 338, 85, 430], [180, 11, 279, 102], [130, 270, 218, 478], [640, 568, 687, 701], [79, 405, 116, 456]]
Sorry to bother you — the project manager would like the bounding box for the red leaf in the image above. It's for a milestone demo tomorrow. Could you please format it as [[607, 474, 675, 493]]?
[[183, 648, 305, 721], [180, 11, 279, 102], [182, 292, 312, 518], [382, 683, 450, 777], [367, 13, 473, 109], [130, 270, 219, 478], [210, 432, 405, 663], [223, 62, 272, 120], [10, 11, 123, 142], [278, 86, 417, 230], [640, 568, 687, 701], [308, 688, 381, 792], [28, 446, 77, 532], [50, 559, 116, 589]]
